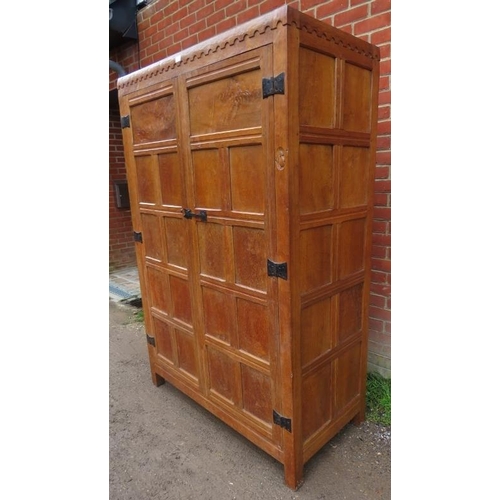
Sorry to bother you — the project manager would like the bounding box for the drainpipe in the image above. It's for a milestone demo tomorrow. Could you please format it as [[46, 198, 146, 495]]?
[[109, 60, 127, 77]]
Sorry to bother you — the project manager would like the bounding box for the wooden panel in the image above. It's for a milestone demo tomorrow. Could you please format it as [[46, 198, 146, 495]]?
[[335, 343, 361, 414], [339, 146, 370, 208], [298, 144, 334, 214], [302, 363, 332, 441], [300, 297, 332, 367], [207, 347, 239, 404], [236, 298, 270, 362], [233, 226, 266, 292], [147, 267, 169, 314], [170, 276, 192, 326], [135, 155, 157, 204], [343, 63, 372, 133], [229, 145, 265, 214], [202, 286, 234, 345], [188, 69, 262, 136], [241, 365, 272, 425], [158, 152, 182, 207], [130, 95, 176, 144], [176, 330, 198, 381], [338, 218, 365, 279], [141, 214, 163, 262], [197, 222, 226, 280], [338, 283, 363, 344], [299, 225, 333, 292], [299, 47, 336, 128], [153, 317, 175, 364], [164, 217, 189, 269], [192, 149, 223, 210]]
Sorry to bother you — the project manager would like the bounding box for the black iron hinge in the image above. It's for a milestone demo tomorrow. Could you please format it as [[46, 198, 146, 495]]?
[[273, 410, 292, 432], [133, 231, 143, 243], [146, 334, 156, 347], [267, 259, 288, 280], [262, 72, 285, 98], [121, 115, 130, 128]]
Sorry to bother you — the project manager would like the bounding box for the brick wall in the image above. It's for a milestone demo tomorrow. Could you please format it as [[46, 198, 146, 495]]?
[[109, 0, 391, 377], [109, 108, 137, 269]]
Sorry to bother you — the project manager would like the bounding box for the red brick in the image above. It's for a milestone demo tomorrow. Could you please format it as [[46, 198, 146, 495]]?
[[372, 221, 388, 234], [370, 294, 386, 308], [215, 0, 234, 9], [376, 135, 390, 150], [375, 180, 391, 193], [375, 165, 390, 178], [188, 0, 205, 15], [317, 0, 348, 18], [369, 318, 384, 333], [189, 18, 207, 36], [384, 322, 391, 334], [373, 193, 388, 207], [338, 24, 352, 35], [226, 1, 246, 17], [371, 245, 386, 259], [180, 12, 196, 30], [368, 330, 391, 345], [373, 207, 391, 221], [369, 306, 391, 322], [216, 17, 236, 34], [376, 151, 391, 164], [237, 6, 260, 24], [377, 119, 391, 135], [379, 75, 390, 91], [207, 10, 226, 26], [172, 6, 188, 23], [335, 5, 368, 26], [372, 27, 391, 45], [351, 0, 370, 5], [181, 34, 198, 50], [372, 0, 391, 15], [379, 43, 390, 59], [197, 3, 215, 21], [174, 27, 189, 43], [372, 232, 390, 246], [380, 59, 391, 76], [378, 105, 390, 120], [259, 0, 284, 15], [371, 270, 388, 284], [198, 25, 216, 42], [354, 12, 391, 35]]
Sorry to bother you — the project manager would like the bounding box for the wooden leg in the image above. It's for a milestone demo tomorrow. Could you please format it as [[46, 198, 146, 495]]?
[[352, 407, 365, 426], [284, 462, 304, 491], [151, 371, 165, 387]]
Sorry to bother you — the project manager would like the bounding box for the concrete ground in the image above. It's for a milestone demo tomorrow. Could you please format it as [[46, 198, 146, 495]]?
[[109, 298, 391, 500]]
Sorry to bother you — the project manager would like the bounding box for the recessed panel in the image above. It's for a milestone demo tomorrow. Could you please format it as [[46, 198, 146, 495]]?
[[141, 213, 163, 262], [192, 149, 222, 210], [147, 267, 169, 314], [302, 363, 332, 441], [299, 225, 333, 292], [237, 299, 270, 361], [176, 330, 198, 380], [339, 146, 370, 208], [158, 152, 182, 207], [343, 63, 372, 132], [335, 343, 361, 414], [135, 155, 157, 204], [130, 95, 176, 144], [299, 144, 334, 214], [202, 287, 234, 345], [299, 47, 336, 128], [164, 217, 188, 269], [301, 297, 332, 367], [241, 365, 272, 425], [230, 145, 265, 214], [153, 317, 174, 364], [338, 284, 363, 343], [338, 218, 365, 279], [189, 69, 262, 135], [170, 276, 192, 326], [233, 226, 266, 292], [197, 222, 226, 280], [207, 347, 238, 404]]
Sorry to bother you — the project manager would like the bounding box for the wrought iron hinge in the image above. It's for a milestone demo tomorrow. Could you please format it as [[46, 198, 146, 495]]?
[[262, 72, 285, 98], [273, 410, 292, 432], [133, 231, 143, 243], [121, 115, 130, 128], [267, 259, 288, 280], [146, 334, 156, 347]]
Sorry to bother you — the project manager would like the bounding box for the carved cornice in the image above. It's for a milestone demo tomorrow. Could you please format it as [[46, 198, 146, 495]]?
[[117, 6, 380, 90]]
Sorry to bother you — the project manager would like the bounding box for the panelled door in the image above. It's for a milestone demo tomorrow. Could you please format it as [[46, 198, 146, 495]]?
[[125, 45, 283, 453]]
